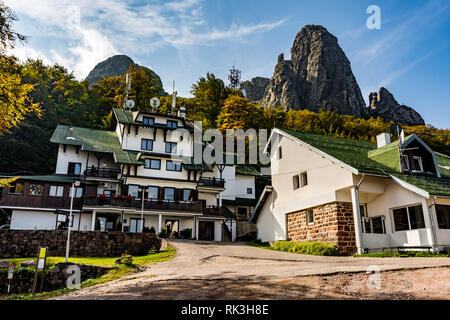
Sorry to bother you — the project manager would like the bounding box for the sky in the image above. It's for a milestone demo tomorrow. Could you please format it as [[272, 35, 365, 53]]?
[[5, 0, 450, 128]]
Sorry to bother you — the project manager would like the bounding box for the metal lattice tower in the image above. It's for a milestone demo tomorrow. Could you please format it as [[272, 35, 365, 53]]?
[[228, 63, 241, 89]]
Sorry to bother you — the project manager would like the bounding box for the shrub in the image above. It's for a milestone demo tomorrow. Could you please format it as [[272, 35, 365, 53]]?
[[149, 226, 156, 234], [115, 251, 133, 266], [272, 241, 339, 256], [180, 228, 192, 239], [158, 227, 169, 238]]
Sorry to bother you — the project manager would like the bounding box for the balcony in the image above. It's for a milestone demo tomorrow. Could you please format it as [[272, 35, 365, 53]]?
[[0, 194, 83, 211], [202, 206, 234, 218], [84, 168, 120, 179], [83, 195, 203, 213], [197, 177, 225, 188]]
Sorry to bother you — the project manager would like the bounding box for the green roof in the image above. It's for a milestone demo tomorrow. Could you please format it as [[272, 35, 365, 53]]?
[[279, 129, 450, 198], [50, 125, 144, 165], [113, 108, 194, 131]]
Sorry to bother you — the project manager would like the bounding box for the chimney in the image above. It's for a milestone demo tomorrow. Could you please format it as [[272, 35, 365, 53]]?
[[67, 127, 76, 140], [376, 133, 391, 148], [178, 105, 186, 119]]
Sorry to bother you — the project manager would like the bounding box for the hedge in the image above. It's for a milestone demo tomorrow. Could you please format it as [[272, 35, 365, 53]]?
[[272, 241, 339, 256]]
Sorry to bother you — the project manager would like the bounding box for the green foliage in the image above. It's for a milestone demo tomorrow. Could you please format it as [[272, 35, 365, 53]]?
[[217, 95, 266, 131], [158, 227, 169, 238], [190, 72, 230, 128], [354, 250, 449, 258], [272, 241, 339, 256], [115, 251, 134, 267]]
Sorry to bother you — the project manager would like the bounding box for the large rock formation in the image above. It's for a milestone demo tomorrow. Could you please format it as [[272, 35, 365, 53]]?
[[261, 25, 368, 118], [369, 88, 425, 125], [86, 55, 164, 92], [240, 77, 270, 102]]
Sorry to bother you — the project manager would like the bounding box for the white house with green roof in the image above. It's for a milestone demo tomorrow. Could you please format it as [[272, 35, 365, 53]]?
[[0, 108, 260, 242], [251, 128, 450, 255]]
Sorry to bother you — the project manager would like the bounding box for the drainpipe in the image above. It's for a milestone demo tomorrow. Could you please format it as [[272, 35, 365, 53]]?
[[350, 175, 365, 254], [428, 196, 438, 253]]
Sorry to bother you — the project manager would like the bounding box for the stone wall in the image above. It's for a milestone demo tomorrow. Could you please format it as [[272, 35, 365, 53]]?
[[0, 230, 161, 258], [0, 262, 109, 294], [286, 202, 356, 255]]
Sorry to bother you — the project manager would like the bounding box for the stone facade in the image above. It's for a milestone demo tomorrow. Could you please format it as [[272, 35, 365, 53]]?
[[286, 202, 356, 255], [0, 230, 161, 258]]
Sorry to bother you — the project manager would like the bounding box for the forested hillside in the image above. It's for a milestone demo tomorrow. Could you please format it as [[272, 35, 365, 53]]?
[[0, 58, 448, 176]]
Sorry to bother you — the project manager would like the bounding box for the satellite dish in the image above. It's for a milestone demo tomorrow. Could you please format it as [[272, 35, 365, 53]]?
[[125, 99, 135, 109], [150, 97, 160, 109], [241, 89, 247, 98]]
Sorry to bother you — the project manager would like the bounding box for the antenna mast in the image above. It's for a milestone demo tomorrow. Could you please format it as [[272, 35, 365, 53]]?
[[228, 62, 241, 90], [172, 80, 177, 114]]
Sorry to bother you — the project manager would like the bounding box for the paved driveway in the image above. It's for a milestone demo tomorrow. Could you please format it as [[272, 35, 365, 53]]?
[[56, 240, 450, 299]]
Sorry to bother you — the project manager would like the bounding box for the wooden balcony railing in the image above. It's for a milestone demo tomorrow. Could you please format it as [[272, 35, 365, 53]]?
[[84, 168, 120, 179], [83, 195, 203, 213], [0, 194, 83, 210], [198, 177, 225, 188]]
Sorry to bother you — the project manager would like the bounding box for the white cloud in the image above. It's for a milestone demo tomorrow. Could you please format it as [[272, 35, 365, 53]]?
[[5, 0, 287, 79]]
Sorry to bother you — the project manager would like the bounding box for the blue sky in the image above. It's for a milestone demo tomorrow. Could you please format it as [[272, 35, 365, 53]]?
[[5, 0, 450, 128]]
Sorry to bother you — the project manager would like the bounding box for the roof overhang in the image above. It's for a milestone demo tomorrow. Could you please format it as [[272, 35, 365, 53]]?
[[249, 185, 273, 223], [389, 175, 430, 199], [266, 128, 359, 175]]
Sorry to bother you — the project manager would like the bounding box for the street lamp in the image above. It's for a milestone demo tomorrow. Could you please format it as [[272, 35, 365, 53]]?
[[138, 186, 146, 233], [65, 180, 80, 263]]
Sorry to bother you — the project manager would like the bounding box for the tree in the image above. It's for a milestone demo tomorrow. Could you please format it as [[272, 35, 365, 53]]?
[[0, 2, 40, 187], [0, 1, 26, 54], [191, 72, 229, 128], [217, 95, 265, 131]]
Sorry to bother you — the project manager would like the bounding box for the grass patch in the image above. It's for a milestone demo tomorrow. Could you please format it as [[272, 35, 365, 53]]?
[[247, 240, 339, 256], [354, 250, 450, 258], [0, 247, 176, 300]]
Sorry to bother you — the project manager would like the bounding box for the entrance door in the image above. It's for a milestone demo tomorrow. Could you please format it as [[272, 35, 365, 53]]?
[[97, 217, 107, 232], [165, 220, 179, 235], [198, 221, 215, 241]]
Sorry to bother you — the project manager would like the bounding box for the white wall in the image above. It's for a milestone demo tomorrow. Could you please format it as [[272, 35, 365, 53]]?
[[10, 210, 91, 231]]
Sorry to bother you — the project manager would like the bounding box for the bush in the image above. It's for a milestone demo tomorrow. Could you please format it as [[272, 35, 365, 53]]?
[[115, 251, 133, 266], [272, 241, 339, 256], [158, 227, 168, 238], [149, 226, 156, 234], [354, 250, 450, 258], [180, 228, 192, 239]]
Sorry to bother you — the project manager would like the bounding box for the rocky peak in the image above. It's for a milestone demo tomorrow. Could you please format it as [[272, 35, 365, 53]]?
[[369, 87, 425, 126], [240, 77, 270, 102], [85, 55, 164, 92]]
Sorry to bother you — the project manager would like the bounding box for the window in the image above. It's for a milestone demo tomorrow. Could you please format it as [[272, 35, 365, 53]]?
[[412, 156, 424, 171], [143, 117, 154, 126], [306, 209, 314, 224], [129, 218, 144, 233], [293, 174, 300, 190], [69, 187, 83, 198], [164, 187, 175, 200], [167, 120, 177, 129], [68, 162, 81, 176], [166, 161, 182, 171], [393, 205, 425, 231], [141, 139, 153, 151], [247, 188, 252, 194], [277, 146, 282, 159], [300, 172, 308, 187], [49, 185, 64, 197], [362, 216, 386, 234], [29, 184, 44, 196], [147, 186, 158, 200], [128, 185, 139, 198], [436, 205, 450, 229], [9, 182, 24, 194], [402, 155, 410, 170], [183, 189, 192, 201], [144, 158, 161, 169], [165, 142, 177, 153], [293, 172, 308, 189]]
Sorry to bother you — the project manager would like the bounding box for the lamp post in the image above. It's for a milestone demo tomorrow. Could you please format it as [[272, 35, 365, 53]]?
[[138, 186, 146, 232], [65, 180, 80, 263]]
